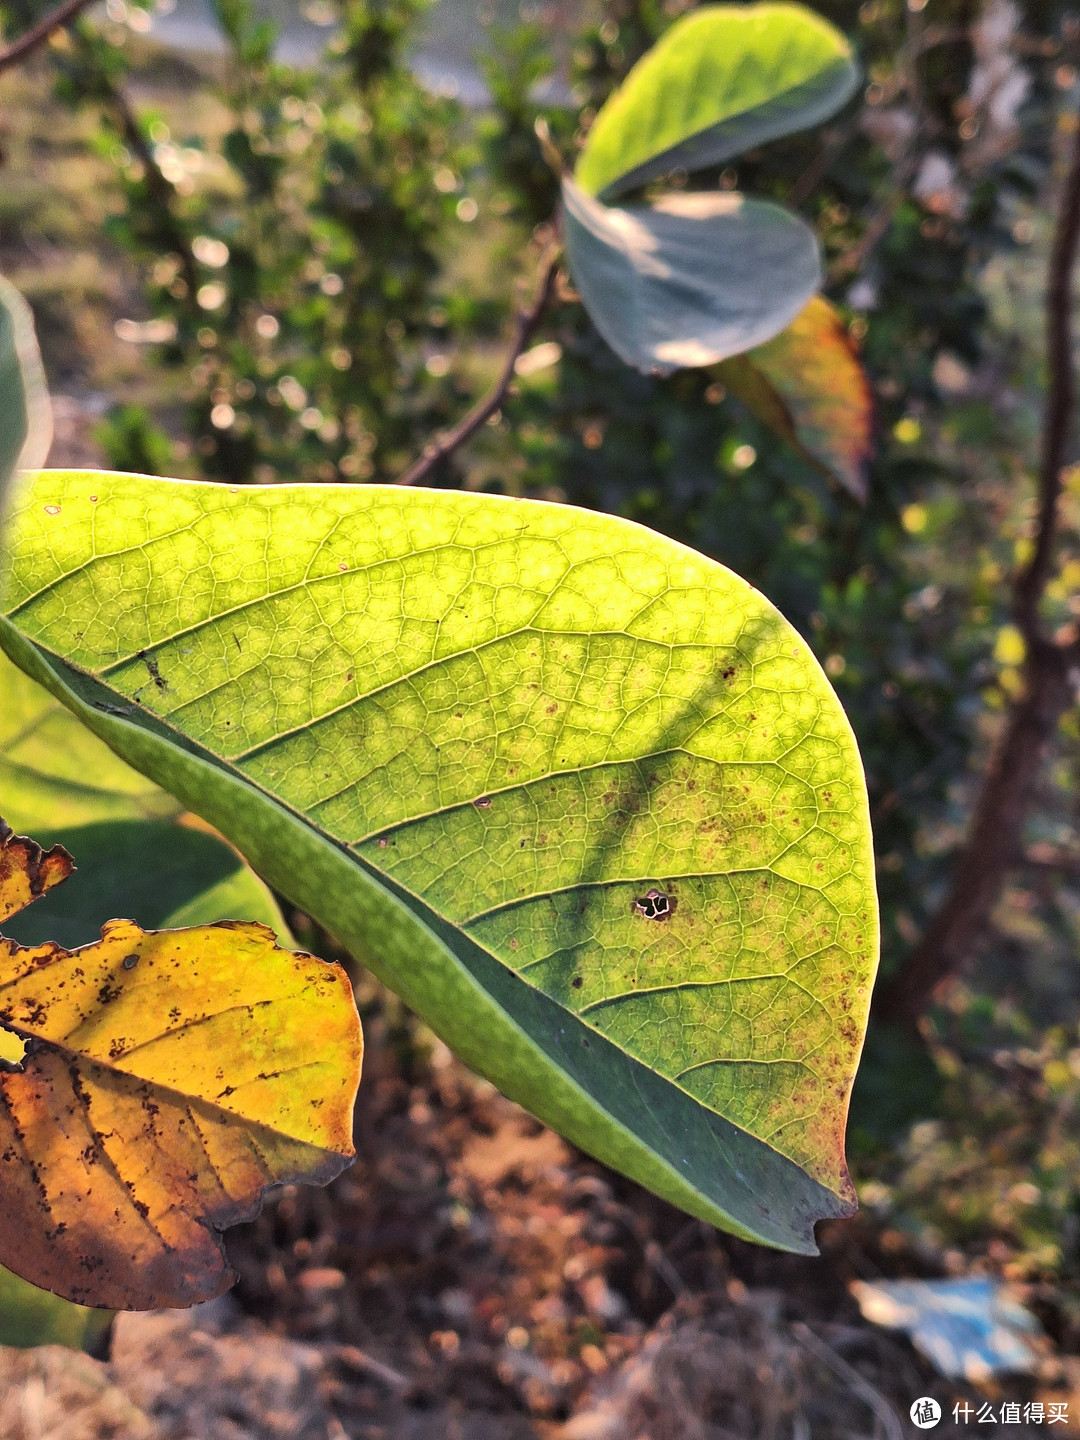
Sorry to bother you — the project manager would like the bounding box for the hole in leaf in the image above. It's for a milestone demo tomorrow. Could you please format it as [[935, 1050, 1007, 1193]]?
[[632, 888, 676, 921], [0, 1024, 28, 1072]]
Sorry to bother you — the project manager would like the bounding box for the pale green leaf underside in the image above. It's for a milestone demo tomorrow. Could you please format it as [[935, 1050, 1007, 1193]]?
[[0, 645, 180, 830], [0, 647, 290, 946], [0, 472, 878, 1252], [575, 3, 858, 200], [562, 178, 821, 373], [0, 277, 52, 515]]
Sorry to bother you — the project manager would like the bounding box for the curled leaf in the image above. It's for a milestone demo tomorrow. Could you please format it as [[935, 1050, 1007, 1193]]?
[[0, 820, 361, 1309], [0, 818, 72, 924], [719, 296, 874, 501]]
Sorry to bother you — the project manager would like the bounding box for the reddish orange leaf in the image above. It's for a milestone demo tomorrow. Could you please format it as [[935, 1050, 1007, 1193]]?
[[0, 819, 72, 924], [720, 296, 874, 502]]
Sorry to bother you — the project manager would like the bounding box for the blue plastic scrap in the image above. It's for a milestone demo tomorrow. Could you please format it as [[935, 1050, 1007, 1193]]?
[[850, 1277, 1043, 1382]]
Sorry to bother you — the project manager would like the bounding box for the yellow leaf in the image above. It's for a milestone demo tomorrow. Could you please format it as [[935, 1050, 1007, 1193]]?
[[0, 818, 361, 1310]]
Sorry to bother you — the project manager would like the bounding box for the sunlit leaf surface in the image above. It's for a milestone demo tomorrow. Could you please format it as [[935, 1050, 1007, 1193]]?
[[575, 3, 858, 200], [0, 817, 361, 1309], [0, 472, 878, 1253]]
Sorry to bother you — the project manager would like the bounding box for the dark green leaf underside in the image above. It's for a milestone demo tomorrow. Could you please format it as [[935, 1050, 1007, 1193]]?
[[0, 819, 288, 950]]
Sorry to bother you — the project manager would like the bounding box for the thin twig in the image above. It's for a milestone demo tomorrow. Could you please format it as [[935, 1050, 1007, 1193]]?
[[788, 124, 853, 210], [879, 103, 1080, 1027], [105, 80, 200, 300], [0, 0, 98, 74], [395, 244, 560, 487], [792, 1323, 904, 1440], [1015, 118, 1080, 637], [831, 14, 931, 282], [325, 1342, 412, 1394], [829, 165, 917, 282], [830, 8, 952, 282], [909, 22, 966, 56]]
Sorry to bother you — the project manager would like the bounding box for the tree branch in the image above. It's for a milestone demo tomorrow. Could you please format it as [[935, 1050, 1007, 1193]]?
[[1014, 117, 1080, 637], [395, 243, 560, 487], [105, 81, 200, 301], [0, 0, 98, 74], [878, 107, 1080, 1028]]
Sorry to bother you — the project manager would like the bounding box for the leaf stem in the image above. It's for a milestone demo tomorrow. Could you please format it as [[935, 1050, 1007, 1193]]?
[[394, 243, 560, 487], [105, 81, 201, 301]]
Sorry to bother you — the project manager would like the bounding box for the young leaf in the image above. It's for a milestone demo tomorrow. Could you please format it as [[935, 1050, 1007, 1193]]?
[[562, 177, 821, 374], [575, 3, 858, 201], [0, 276, 51, 511], [0, 817, 361, 1309], [0, 473, 879, 1255], [719, 297, 874, 502]]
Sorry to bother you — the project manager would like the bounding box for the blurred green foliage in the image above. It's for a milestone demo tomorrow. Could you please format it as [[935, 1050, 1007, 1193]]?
[[0, 1266, 112, 1353]]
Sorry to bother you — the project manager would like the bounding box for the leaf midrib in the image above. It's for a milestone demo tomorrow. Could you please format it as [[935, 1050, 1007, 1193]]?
[[9, 632, 857, 1213]]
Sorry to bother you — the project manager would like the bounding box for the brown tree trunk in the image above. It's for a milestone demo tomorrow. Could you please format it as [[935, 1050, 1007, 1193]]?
[[878, 640, 1073, 1027]]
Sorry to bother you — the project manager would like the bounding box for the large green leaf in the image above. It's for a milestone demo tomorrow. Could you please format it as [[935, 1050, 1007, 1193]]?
[[562, 176, 821, 374], [0, 471, 878, 1253], [0, 276, 51, 514], [575, 3, 858, 201]]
